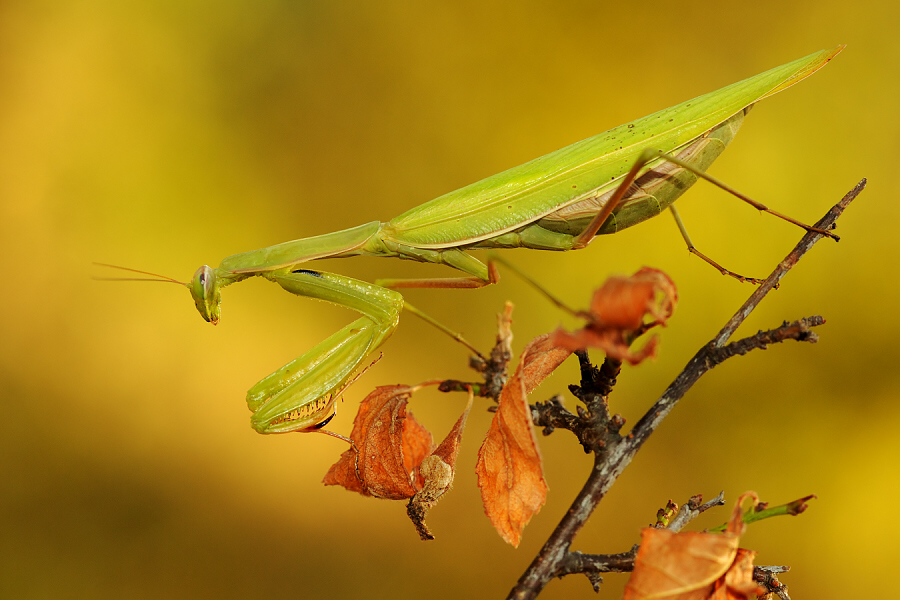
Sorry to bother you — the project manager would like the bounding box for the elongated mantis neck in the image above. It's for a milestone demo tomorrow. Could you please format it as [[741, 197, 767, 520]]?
[[217, 221, 387, 275]]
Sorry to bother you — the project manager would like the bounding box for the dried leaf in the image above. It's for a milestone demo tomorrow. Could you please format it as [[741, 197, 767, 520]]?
[[552, 267, 677, 365], [325, 382, 479, 540], [407, 391, 475, 540], [321, 453, 365, 494], [711, 549, 763, 600], [403, 410, 434, 491], [623, 492, 759, 600], [555, 327, 660, 365], [476, 335, 571, 546], [623, 529, 738, 599], [590, 267, 677, 328], [323, 385, 432, 500], [496, 301, 514, 360], [519, 334, 573, 395], [430, 390, 474, 471], [725, 492, 757, 536]]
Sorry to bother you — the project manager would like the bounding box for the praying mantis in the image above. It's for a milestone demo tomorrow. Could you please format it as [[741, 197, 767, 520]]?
[[100, 47, 843, 437]]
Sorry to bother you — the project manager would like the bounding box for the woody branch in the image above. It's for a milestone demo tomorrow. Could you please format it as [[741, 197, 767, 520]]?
[[507, 179, 866, 600]]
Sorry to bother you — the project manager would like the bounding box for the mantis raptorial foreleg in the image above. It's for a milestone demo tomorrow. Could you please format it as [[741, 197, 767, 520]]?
[[246, 314, 384, 434], [247, 268, 488, 434], [246, 269, 404, 434]]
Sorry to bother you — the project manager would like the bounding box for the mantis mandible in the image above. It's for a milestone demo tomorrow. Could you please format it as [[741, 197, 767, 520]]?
[[100, 47, 843, 437]]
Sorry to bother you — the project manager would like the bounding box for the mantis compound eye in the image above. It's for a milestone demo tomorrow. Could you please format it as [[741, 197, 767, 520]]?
[[190, 265, 221, 324]]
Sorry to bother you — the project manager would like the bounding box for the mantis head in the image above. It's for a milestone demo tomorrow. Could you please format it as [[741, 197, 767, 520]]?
[[93, 262, 222, 324], [189, 265, 221, 325]]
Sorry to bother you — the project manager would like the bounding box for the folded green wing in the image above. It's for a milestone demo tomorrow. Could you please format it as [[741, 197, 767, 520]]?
[[383, 47, 842, 249]]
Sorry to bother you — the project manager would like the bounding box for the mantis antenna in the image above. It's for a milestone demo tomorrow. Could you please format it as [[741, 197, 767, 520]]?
[[92, 262, 187, 285]]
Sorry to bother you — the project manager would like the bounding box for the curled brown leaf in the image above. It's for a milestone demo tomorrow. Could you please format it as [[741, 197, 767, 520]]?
[[711, 549, 763, 600], [552, 267, 677, 365], [324, 383, 476, 540], [408, 390, 475, 540], [322, 385, 432, 500]]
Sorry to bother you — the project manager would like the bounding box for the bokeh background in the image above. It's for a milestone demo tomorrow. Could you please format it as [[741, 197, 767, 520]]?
[[1, 1, 896, 598]]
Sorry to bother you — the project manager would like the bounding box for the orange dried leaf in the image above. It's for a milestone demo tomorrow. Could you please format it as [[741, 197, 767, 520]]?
[[591, 267, 677, 327], [726, 492, 758, 536], [711, 549, 763, 600], [623, 528, 740, 599], [431, 389, 474, 471], [477, 376, 545, 547], [325, 386, 477, 540], [323, 385, 433, 500], [476, 335, 570, 546], [623, 492, 759, 600], [403, 411, 434, 490], [519, 333, 573, 395], [496, 301, 514, 358], [552, 267, 677, 365], [408, 392, 475, 540], [553, 327, 660, 365], [321, 445, 365, 495]]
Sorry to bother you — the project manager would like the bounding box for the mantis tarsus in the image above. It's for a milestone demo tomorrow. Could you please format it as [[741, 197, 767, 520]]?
[[100, 47, 843, 437]]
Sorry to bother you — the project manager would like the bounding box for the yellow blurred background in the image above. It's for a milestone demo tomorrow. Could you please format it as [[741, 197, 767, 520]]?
[[1, 0, 895, 598]]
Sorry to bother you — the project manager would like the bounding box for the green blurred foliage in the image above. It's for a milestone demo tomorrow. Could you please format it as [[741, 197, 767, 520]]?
[[0, 0, 896, 597]]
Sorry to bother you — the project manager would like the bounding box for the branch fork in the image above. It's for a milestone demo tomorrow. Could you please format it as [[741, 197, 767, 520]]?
[[505, 179, 865, 599]]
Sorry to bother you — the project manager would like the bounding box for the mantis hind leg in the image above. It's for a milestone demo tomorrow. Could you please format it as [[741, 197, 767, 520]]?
[[572, 147, 839, 249], [651, 149, 839, 240], [668, 205, 766, 285]]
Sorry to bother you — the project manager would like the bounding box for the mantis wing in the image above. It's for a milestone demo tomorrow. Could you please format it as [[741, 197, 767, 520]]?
[[383, 47, 842, 249]]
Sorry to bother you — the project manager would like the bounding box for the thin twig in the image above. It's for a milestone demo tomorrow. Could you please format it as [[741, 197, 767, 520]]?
[[545, 490, 727, 591], [506, 180, 865, 600], [707, 494, 816, 532], [555, 548, 638, 592], [713, 179, 865, 348], [708, 317, 824, 366], [531, 395, 587, 448], [667, 491, 726, 533], [755, 566, 792, 599]]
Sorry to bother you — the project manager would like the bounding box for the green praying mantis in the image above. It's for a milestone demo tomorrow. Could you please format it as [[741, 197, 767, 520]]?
[[99, 47, 843, 438]]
